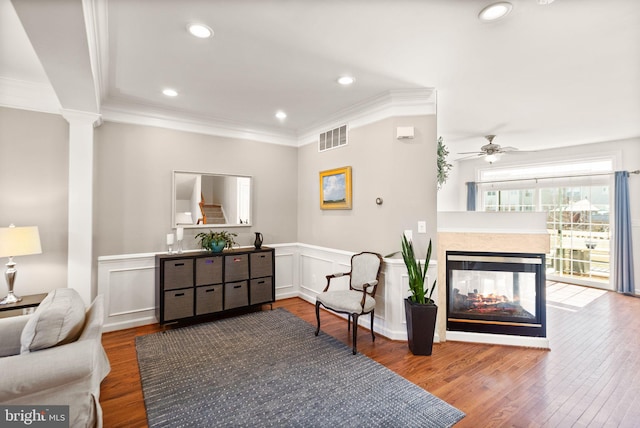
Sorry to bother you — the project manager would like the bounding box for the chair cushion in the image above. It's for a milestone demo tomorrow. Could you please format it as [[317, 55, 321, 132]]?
[[20, 288, 86, 354], [317, 290, 376, 313], [350, 253, 381, 291]]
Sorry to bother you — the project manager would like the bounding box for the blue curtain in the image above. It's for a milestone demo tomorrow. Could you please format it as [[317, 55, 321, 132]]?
[[466, 182, 477, 211], [614, 171, 635, 294]]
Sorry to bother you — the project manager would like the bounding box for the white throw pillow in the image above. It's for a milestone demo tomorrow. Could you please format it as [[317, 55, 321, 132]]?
[[20, 288, 86, 354]]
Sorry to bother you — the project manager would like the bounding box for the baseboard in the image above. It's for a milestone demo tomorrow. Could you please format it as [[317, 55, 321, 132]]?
[[446, 331, 550, 349], [103, 315, 157, 333]]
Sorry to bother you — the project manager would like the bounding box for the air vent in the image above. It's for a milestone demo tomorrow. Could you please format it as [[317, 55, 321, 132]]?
[[318, 125, 348, 152]]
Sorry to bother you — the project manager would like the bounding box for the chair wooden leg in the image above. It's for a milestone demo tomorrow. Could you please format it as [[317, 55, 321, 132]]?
[[370, 310, 376, 342], [347, 314, 351, 332], [352, 313, 359, 355], [314, 301, 321, 336]]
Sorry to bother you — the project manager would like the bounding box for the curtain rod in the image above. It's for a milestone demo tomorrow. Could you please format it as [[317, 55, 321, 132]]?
[[469, 170, 640, 185]]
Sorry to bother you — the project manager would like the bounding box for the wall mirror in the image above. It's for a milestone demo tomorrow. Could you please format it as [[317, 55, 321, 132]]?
[[172, 171, 252, 228]]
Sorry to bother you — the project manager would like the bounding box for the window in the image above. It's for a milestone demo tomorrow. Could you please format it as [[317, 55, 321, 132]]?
[[484, 189, 535, 212], [478, 158, 613, 287]]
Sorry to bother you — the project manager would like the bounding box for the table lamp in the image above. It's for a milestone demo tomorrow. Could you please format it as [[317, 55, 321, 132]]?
[[0, 224, 42, 304]]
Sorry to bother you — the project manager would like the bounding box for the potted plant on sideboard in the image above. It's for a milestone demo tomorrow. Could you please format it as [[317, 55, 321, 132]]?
[[399, 234, 438, 356], [195, 230, 238, 253]]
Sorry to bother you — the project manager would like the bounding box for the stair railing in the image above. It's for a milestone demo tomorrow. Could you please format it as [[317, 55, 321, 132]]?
[[198, 193, 206, 224]]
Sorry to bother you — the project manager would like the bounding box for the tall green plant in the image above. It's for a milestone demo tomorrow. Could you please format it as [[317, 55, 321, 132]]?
[[400, 235, 436, 304]]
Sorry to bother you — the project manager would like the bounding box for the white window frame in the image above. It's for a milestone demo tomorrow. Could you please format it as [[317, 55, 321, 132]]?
[[476, 156, 616, 290]]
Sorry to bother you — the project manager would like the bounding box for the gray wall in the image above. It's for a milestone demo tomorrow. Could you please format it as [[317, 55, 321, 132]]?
[[297, 115, 438, 258], [0, 107, 69, 295], [0, 107, 435, 297], [8, 105, 636, 295], [94, 121, 298, 257]]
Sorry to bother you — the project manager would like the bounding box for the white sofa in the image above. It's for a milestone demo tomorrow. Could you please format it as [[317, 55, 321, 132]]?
[[0, 289, 111, 428]]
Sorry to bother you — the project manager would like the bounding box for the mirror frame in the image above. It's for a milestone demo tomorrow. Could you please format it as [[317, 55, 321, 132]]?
[[172, 170, 252, 229]]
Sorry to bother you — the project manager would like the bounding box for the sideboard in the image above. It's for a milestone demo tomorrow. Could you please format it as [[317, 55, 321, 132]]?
[[156, 247, 275, 325]]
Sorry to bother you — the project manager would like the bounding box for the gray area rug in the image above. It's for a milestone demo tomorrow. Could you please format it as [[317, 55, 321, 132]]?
[[136, 308, 465, 427]]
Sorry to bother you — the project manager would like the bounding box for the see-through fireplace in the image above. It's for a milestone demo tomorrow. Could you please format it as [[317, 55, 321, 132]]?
[[446, 251, 546, 337]]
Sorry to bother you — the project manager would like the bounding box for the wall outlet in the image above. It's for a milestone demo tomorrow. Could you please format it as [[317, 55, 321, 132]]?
[[418, 221, 427, 233], [404, 229, 413, 241]]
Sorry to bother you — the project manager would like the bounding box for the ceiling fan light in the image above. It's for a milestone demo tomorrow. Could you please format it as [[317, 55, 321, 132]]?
[[485, 154, 499, 163], [478, 2, 513, 21]]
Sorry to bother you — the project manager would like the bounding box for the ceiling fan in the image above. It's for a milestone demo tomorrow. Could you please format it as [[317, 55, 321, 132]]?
[[458, 135, 519, 163]]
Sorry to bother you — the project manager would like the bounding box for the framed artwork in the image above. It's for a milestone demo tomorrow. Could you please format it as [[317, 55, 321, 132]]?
[[319, 166, 352, 210]]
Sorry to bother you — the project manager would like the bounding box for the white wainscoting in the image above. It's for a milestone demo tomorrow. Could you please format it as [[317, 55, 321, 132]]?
[[97, 252, 157, 332], [97, 244, 439, 342]]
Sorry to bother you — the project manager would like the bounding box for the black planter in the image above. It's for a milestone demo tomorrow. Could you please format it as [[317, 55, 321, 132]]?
[[404, 298, 438, 356]]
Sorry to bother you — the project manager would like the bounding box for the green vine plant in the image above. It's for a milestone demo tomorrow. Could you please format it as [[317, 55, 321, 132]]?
[[437, 136, 452, 190]]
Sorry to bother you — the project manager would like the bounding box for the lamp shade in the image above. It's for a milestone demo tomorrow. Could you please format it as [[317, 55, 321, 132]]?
[[0, 226, 42, 258]]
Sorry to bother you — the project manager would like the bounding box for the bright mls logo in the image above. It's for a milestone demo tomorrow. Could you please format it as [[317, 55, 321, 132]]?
[[0, 406, 69, 427]]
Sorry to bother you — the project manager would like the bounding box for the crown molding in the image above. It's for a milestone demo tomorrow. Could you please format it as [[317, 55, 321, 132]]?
[[297, 88, 436, 146], [0, 77, 61, 114], [1, 76, 435, 148], [82, 0, 109, 107], [101, 89, 435, 148], [101, 101, 299, 146]]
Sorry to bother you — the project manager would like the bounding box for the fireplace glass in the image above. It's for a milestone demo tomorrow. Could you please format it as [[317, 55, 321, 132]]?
[[446, 252, 546, 337], [449, 269, 537, 322]]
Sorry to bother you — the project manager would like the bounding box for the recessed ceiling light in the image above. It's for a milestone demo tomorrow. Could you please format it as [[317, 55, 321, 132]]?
[[478, 2, 513, 21], [187, 23, 213, 38], [337, 76, 355, 86], [162, 88, 178, 97], [275, 111, 287, 120]]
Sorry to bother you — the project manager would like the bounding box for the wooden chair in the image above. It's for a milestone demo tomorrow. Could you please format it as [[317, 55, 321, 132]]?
[[315, 252, 383, 354]]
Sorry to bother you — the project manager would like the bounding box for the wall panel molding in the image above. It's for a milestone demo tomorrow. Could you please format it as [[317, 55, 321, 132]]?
[[96, 243, 438, 342]]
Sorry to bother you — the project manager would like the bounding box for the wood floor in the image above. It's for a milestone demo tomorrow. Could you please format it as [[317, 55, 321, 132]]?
[[100, 286, 640, 427]]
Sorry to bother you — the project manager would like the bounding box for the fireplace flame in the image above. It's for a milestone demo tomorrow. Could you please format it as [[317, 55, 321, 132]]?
[[452, 288, 526, 316]]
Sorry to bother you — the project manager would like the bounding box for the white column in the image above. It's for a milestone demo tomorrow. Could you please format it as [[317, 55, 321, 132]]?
[[62, 109, 101, 305]]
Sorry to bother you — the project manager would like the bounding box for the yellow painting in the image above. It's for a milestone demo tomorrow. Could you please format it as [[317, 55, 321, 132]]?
[[319, 166, 352, 210]]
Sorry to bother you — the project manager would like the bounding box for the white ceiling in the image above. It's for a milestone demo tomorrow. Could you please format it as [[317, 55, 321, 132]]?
[[2, 0, 639, 159]]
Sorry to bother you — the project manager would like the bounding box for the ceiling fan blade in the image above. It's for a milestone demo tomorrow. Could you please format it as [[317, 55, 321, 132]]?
[[457, 153, 485, 160], [460, 135, 525, 159], [501, 148, 541, 155]]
